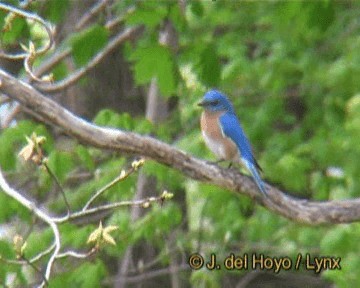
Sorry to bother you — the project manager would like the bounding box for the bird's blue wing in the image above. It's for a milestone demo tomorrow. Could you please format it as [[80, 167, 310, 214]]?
[[219, 112, 254, 162], [219, 112, 268, 197]]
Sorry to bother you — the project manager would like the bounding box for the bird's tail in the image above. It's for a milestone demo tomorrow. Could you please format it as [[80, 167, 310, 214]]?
[[243, 159, 268, 198]]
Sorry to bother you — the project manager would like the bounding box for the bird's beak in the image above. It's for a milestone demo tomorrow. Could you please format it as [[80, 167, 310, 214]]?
[[197, 101, 205, 107]]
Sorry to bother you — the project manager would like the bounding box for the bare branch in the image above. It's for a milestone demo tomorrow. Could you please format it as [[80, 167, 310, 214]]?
[[32, 49, 71, 81], [43, 162, 71, 214], [22, 256, 49, 287], [36, 27, 141, 92], [56, 248, 96, 259], [105, 6, 136, 31], [1, 101, 20, 128], [0, 3, 54, 60], [75, 0, 110, 31], [30, 244, 56, 263], [83, 159, 145, 210], [0, 158, 172, 286], [1, 244, 56, 266], [1, 69, 360, 225], [0, 3, 55, 85], [0, 168, 60, 287], [24, 51, 51, 83], [0, 69, 360, 225], [55, 191, 170, 224], [31, 4, 134, 80]]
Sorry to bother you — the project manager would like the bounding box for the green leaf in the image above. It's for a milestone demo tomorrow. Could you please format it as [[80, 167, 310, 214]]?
[[129, 44, 177, 96], [126, 5, 167, 28], [47, 151, 75, 183], [195, 44, 221, 87], [1, 16, 29, 45], [51, 62, 68, 81], [70, 260, 107, 288], [132, 204, 182, 243], [0, 240, 18, 282], [268, 152, 311, 193], [60, 223, 94, 248], [322, 253, 360, 288], [0, 120, 42, 171], [136, 118, 154, 134], [190, 1, 204, 17], [0, 192, 31, 222], [143, 161, 183, 191], [0, 10, 6, 31], [306, 1, 335, 32], [71, 25, 109, 67], [191, 270, 220, 288], [50, 260, 106, 288], [320, 226, 355, 255], [0, 240, 14, 259], [76, 145, 95, 171], [44, 0, 70, 23], [169, 4, 187, 32], [25, 227, 54, 258], [93, 110, 134, 130], [345, 94, 360, 140]]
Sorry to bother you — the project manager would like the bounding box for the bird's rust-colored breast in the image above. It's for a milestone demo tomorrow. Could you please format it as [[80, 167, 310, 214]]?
[[200, 111, 239, 160]]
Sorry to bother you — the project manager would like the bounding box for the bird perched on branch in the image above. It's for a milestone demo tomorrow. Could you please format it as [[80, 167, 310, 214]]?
[[198, 89, 268, 197]]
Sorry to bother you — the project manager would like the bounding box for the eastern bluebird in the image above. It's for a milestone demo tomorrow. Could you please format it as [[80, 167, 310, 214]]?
[[198, 90, 268, 197]]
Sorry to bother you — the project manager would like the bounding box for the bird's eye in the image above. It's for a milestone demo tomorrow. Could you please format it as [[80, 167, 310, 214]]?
[[212, 100, 219, 105]]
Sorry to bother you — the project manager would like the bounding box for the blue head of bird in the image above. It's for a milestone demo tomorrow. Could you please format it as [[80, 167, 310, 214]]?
[[198, 90, 234, 113]]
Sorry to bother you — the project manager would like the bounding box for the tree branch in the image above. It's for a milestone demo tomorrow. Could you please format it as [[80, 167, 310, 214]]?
[[1, 69, 360, 225], [0, 168, 60, 288], [0, 163, 171, 286], [75, 0, 110, 31], [36, 27, 141, 92], [0, 3, 54, 60], [32, 3, 133, 79]]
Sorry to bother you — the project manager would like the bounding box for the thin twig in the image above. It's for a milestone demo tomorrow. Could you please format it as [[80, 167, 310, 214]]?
[[105, 6, 136, 31], [24, 53, 47, 83], [0, 168, 61, 287], [76, 0, 110, 31], [2, 102, 20, 128], [31, 4, 134, 80], [0, 3, 55, 83], [56, 248, 97, 259], [55, 193, 169, 224], [43, 162, 71, 215], [22, 256, 49, 287], [83, 161, 143, 211], [37, 27, 140, 92], [0, 3, 54, 60], [1, 244, 56, 265], [0, 164, 171, 286], [30, 243, 56, 263]]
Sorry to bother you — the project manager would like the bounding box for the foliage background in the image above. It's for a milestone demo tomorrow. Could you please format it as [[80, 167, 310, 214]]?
[[1, 0, 360, 287]]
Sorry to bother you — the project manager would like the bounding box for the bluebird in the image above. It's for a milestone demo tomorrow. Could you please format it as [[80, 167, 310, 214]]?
[[198, 90, 268, 197]]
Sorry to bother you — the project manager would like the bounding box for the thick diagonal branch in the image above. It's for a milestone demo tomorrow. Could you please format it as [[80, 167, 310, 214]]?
[[1, 69, 360, 225]]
